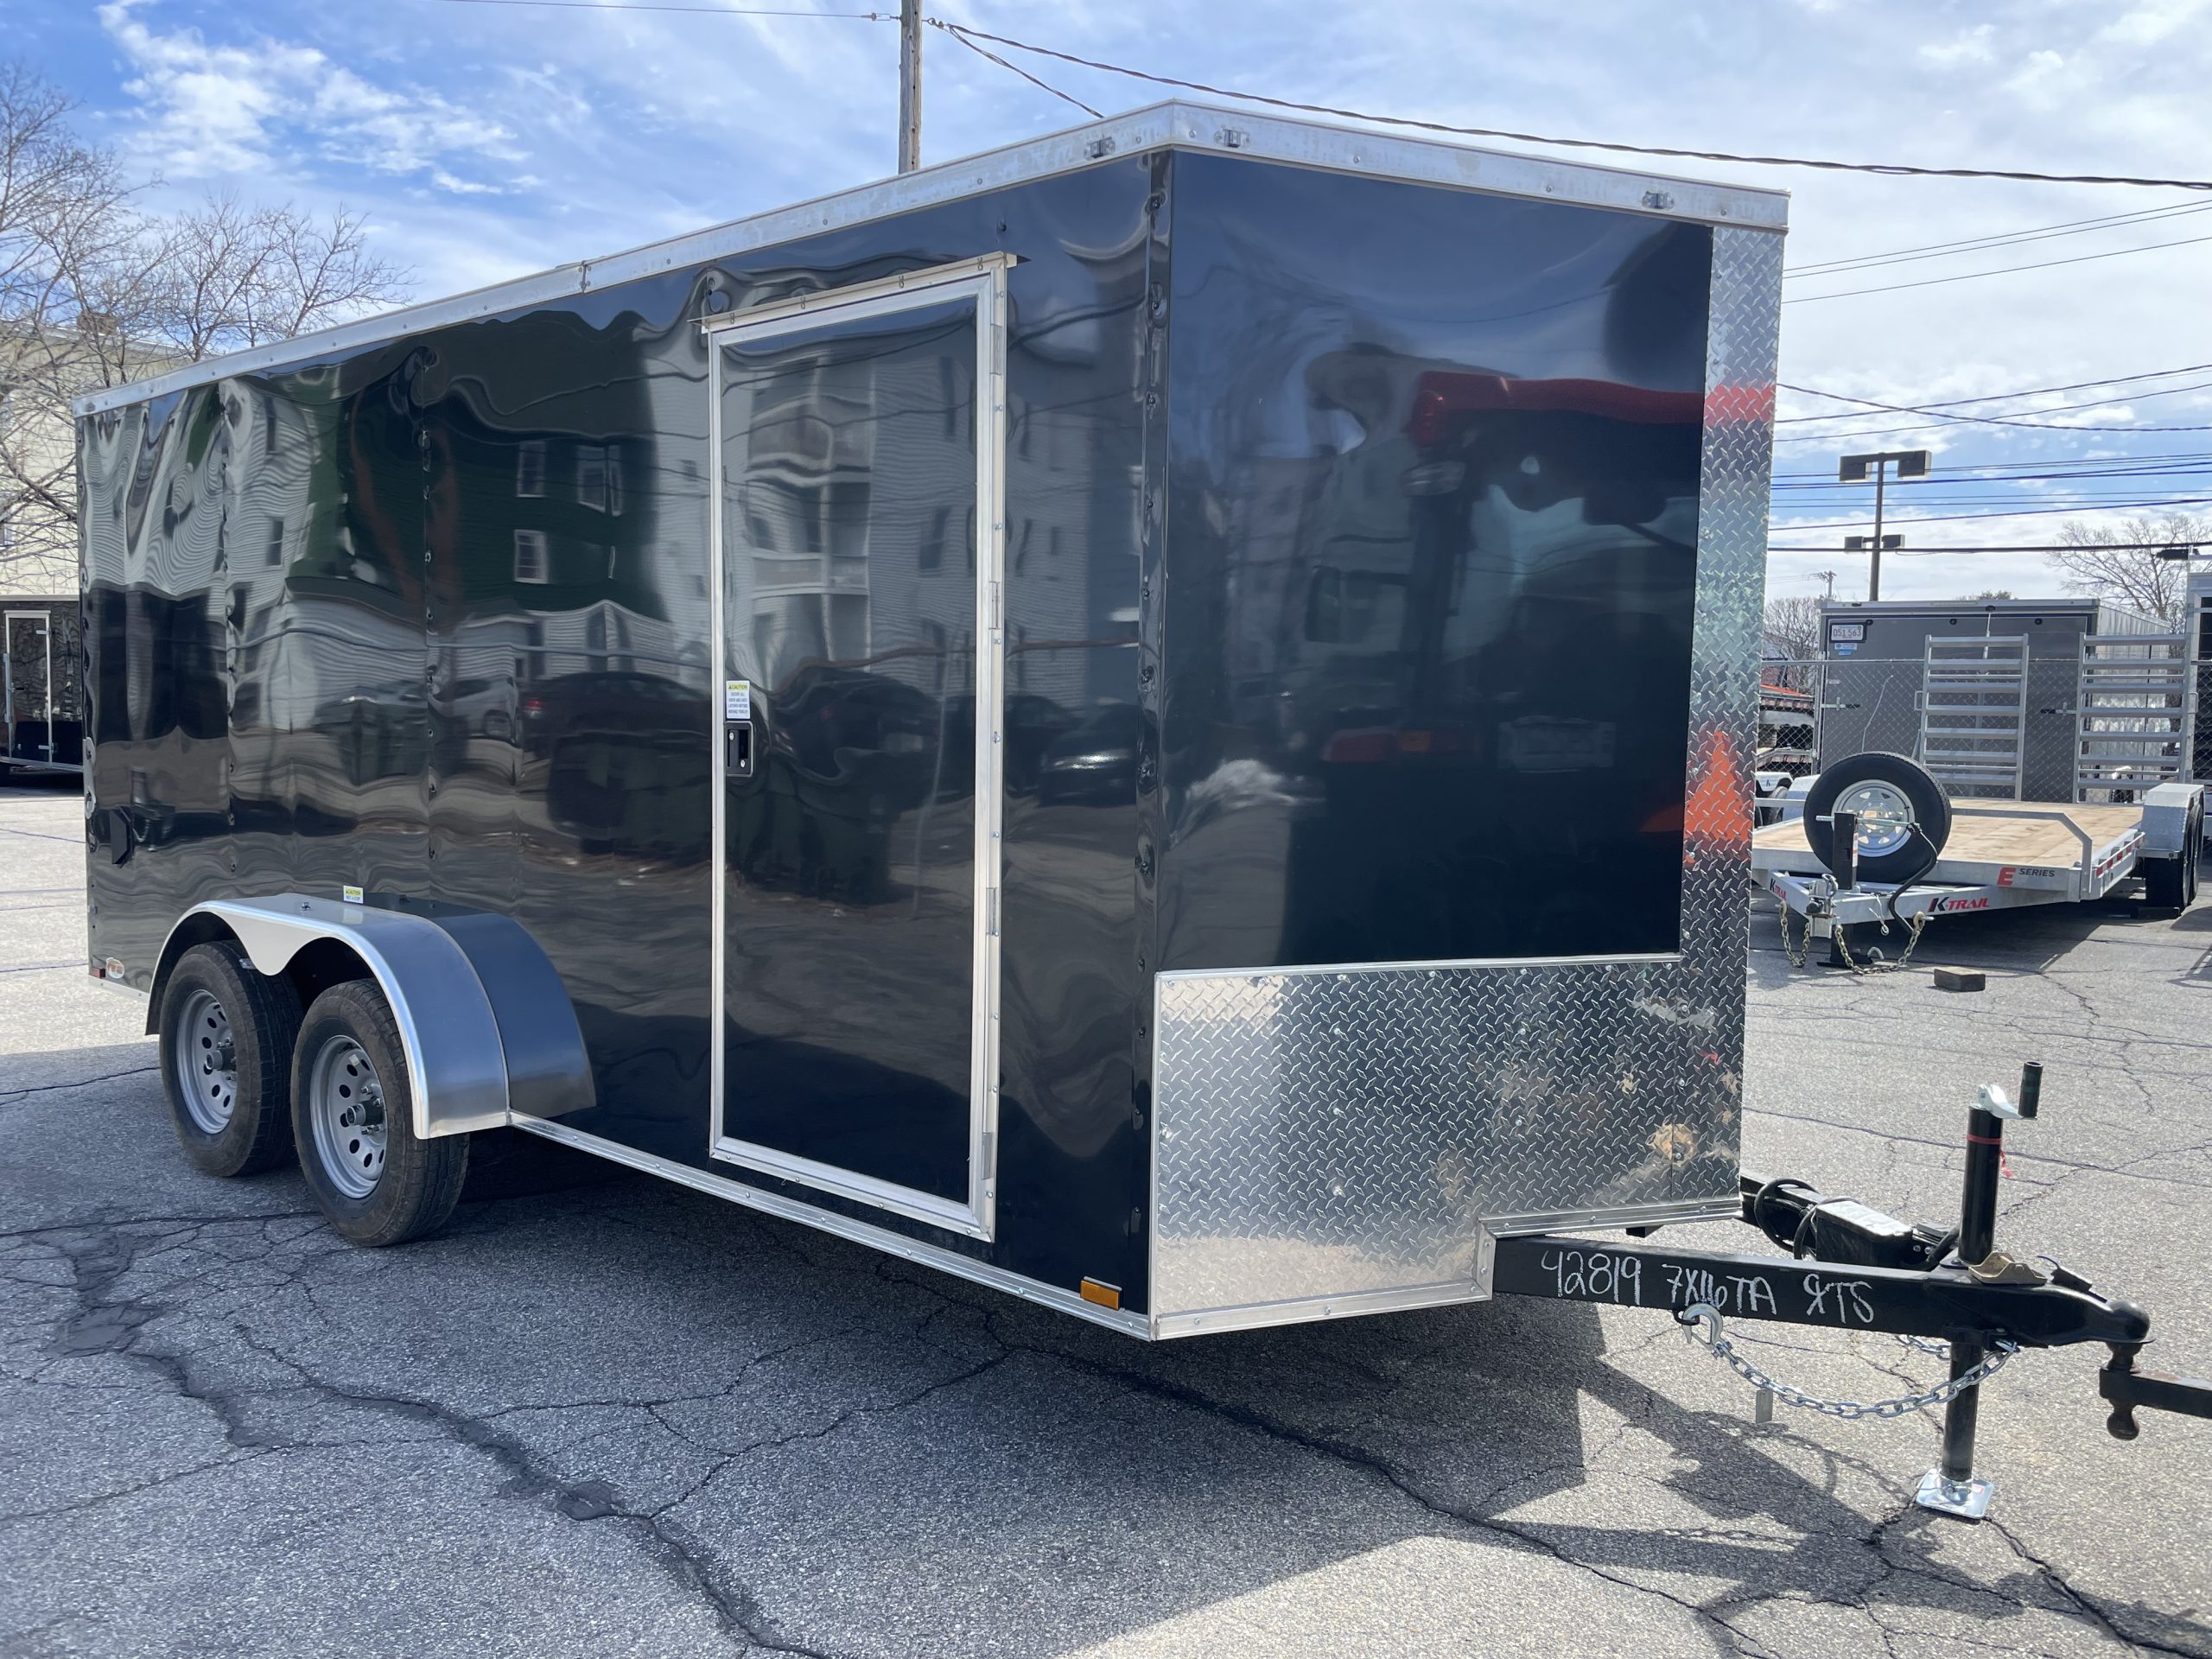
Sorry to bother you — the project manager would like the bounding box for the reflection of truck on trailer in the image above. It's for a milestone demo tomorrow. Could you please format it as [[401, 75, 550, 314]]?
[[73, 104, 2207, 1516], [2, 595, 82, 776]]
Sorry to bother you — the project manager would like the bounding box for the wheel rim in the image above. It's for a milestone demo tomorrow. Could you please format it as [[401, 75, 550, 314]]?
[[174, 988, 237, 1134], [308, 1033, 388, 1199], [1835, 780, 1916, 858]]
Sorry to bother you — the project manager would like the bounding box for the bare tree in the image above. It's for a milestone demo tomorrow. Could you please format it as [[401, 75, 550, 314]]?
[[2050, 512, 2209, 627], [1764, 592, 1823, 659], [1, 61, 409, 586]]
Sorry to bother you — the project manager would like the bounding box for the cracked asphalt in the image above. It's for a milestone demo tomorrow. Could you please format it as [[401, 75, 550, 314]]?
[[3, 772, 2210, 1658]]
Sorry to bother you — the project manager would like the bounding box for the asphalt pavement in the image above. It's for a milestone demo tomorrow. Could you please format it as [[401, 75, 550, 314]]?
[[3, 772, 2209, 1658]]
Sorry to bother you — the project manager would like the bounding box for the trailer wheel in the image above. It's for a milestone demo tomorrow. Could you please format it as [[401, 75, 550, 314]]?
[[1802, 753, 1951, 885], [2144, 855, 2190, 911], [291, 980, 469, 1246], [158, 941, 302, 1178]]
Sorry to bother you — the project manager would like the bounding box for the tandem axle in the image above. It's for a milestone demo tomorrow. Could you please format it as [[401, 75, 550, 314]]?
[[1496, 1063, 2210, 1520]]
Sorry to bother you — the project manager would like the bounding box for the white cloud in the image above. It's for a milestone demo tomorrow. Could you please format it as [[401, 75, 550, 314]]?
[[1919, 25, 1998, 69], [98, 0, 517, 190]]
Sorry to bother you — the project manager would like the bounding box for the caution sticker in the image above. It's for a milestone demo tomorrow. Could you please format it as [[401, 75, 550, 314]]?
[[342, 885, 364, 904], [724, 679, 752, 721]]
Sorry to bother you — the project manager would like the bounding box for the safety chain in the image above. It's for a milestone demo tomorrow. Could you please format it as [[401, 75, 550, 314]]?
[[1779, 902, 1813, 969], [1777, 900, 1929, 975], [1677, 1303, 2016, 1421]]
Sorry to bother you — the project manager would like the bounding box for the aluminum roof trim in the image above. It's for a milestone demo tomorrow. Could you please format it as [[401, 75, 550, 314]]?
[[76, 99, 1788, 417]]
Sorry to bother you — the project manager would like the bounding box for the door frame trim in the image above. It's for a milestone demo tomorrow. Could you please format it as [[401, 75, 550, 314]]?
[[705, 255, 1010, 1241]]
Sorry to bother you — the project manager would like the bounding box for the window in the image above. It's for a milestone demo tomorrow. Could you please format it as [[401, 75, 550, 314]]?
[[516, 441, 547, 499], [577, 445, 609, 512], [264, 515, 285, 568], [607, 449, 625, 516], [513, 528, 550, 583], [920, 505, 950, 572]]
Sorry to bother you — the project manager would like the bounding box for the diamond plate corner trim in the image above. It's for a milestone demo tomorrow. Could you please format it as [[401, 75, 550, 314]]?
[[1146, 226, 1778, 1327]]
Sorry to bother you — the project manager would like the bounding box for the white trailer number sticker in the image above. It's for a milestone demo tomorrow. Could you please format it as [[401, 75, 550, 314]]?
[[724, 680, 752, 721]]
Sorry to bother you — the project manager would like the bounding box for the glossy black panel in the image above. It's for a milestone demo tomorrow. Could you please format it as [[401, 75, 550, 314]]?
[[1159, 156, 1710, 970], [83, 160, 1156, 1309], [716, 300, 980, 1200]]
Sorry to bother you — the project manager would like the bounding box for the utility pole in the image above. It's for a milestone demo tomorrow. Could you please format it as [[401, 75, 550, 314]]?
[[898, 0, 922, 175], [1840, 448, 1930, 601], [1817, 569, 1837, 601]]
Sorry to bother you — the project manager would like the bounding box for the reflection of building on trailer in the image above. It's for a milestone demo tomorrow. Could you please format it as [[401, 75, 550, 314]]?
[[2, 595, 81, 774]]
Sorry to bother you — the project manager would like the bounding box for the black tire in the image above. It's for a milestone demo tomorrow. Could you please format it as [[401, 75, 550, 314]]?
[[2144, 855, 2190, 911], [158, 940, 302, 1178], [290, 980, 469, 1247], [1802, 752, 1951, 884]]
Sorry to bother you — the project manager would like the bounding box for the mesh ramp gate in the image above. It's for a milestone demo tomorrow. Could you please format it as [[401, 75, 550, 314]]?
[[1919, 636, 2028, 798], [2075, 632, 2191, 803]]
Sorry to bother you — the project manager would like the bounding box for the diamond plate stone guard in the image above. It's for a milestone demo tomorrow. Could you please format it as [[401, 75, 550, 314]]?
[[1148, 225, 1782, 1327]]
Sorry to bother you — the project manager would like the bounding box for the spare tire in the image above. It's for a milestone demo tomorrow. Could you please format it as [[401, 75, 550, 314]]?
[[1802, 752, 1950, 884]]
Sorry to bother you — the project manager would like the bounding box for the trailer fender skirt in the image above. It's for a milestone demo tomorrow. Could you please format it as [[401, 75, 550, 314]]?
[[149, 896, 595, 1137], [2138, 781, 2203, 860]]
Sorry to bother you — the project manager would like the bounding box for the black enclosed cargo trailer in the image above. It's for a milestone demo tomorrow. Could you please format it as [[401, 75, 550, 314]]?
[[73, 103, 2212, 1516], [79, 102, 1780, 1333]]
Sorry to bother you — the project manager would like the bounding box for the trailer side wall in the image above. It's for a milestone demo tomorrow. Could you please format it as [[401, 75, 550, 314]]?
[[81, 158, 1160, 1307]]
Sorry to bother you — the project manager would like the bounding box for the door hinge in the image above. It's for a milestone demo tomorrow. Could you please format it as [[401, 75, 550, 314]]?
[[989, 581, 1002, 630], [986, 887, 1000, 936]]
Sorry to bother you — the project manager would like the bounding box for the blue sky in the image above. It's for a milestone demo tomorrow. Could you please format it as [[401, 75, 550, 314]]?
[[10, 0, 2212, 603]]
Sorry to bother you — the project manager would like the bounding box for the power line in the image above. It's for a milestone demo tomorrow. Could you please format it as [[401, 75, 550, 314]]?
[[431, 3, 2212, 194], [1773, 450, 2212, 480], [1776, 411, 2212, 443], [928, 19, 1099, 118], [1782, 229, 2212, 304], [1769, 542, 2202, 555], [937, 22, 2212, 192], [1776, 362, 2212, 423], [1774, 497, 2212, 531], [1776, 378, 2212, 438], [1784, 200, 2212, 277]]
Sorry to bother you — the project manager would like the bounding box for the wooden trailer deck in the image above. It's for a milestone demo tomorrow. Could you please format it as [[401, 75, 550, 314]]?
[[1751, 801, 2147, 880]]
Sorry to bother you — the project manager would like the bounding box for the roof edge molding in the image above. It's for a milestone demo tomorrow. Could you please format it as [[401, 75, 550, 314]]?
[[76, 99, 1789, 417]]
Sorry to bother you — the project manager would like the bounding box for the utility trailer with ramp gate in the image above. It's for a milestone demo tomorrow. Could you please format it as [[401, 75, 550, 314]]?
[[72, 103, 2207, 1516], [1753, 762, 2204, 969]]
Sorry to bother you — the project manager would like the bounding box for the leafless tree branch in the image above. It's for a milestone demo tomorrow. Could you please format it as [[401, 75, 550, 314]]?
[[1, 60, 411, 586], [2050, 512, 2209, 627]]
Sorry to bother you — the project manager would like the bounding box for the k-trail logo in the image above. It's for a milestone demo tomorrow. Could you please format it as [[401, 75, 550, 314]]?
[[1936, 895, 1991, 913]]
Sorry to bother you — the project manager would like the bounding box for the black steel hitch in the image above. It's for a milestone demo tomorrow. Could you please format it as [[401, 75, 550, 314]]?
[[2101, 1344, 2212, 1440], [1495, 1060, 2210, 1520]]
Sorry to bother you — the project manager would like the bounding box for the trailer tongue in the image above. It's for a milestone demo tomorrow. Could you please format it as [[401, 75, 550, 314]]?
[[1497, 1061, 2212, 1519]]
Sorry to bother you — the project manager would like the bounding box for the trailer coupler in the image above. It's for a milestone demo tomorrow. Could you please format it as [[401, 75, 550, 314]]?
[[1494, 1061, 2212, 1520]]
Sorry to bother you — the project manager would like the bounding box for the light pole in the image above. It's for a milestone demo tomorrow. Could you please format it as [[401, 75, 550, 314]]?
[[1840, 448, 1931, 601]]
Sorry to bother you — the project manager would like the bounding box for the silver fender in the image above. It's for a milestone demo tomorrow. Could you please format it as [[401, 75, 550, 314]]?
[[150, 895, 594, 1138]]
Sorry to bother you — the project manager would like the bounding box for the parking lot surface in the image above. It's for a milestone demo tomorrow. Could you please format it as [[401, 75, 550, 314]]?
[[3, 772, 2209, 1658]]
